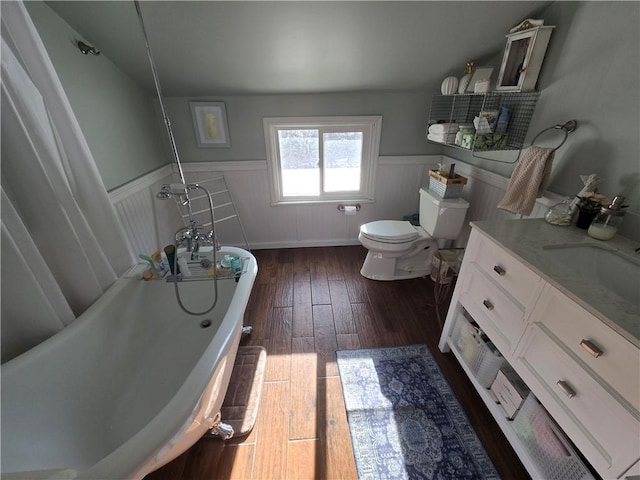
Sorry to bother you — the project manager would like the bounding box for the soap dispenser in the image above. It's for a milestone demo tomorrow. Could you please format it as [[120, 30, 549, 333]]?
[[587, 195, 627, 240]]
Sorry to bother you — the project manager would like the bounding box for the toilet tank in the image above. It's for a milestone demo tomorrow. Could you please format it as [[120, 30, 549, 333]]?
[[419, 188, 469, 239]]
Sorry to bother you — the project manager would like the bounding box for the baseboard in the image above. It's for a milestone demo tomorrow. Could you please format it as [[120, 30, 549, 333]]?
[[246, 239, 362, 250]]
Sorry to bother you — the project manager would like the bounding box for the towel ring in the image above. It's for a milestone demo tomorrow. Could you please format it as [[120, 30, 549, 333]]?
[[531, 120, 577, 152]]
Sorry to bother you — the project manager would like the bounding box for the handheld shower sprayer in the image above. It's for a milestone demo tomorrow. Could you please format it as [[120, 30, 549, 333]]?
[[156, 183, 197, 206], [156, 188, 172, 200], [156, 183, 197, 198]]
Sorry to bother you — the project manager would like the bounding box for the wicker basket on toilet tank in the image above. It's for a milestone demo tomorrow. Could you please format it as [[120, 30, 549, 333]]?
[[428, 170, 468, 199]]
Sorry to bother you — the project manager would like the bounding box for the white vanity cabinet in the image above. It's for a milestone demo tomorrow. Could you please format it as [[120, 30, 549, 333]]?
[[516, 284, 640, 478], [439, 223, 640, 479]]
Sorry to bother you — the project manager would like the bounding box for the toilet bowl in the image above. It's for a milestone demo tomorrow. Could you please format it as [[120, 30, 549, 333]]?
[[358, 188, 469, 281], [358, 221, 437, 280]]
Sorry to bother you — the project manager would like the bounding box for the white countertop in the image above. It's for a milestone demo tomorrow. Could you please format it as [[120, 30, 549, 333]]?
[[470, 219, 640, 347]]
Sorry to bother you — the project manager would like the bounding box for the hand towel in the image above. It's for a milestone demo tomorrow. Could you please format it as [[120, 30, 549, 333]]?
[[497, 146, 555, 216], [428, 123, 459, 135], [427, 133, 456, 144]]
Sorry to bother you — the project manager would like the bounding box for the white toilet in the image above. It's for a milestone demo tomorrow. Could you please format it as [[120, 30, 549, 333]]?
[[358, 188, 469, 281]]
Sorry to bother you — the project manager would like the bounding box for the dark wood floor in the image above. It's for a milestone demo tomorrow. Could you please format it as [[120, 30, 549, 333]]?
[[145, 246, 529, 480]]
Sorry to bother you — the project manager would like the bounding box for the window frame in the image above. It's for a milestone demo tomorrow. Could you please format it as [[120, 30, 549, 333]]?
[[263, 115, 382, 205]]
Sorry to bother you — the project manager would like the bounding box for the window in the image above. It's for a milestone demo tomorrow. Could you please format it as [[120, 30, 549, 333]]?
[[264, 116, 382, 205]]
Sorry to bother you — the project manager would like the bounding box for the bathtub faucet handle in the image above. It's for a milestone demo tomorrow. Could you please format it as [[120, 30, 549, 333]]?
[[203, 230, 221, 251]]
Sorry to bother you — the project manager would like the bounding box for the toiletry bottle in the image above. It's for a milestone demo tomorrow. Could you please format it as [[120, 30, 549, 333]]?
[[587, 195, 627, 240], [496, 106, 510, 134]]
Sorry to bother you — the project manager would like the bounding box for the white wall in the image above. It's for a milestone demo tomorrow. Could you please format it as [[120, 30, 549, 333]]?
[[109, 156, 563, 256], [25, 1, 169, 191], [163, 91, 440, 164], [30, 0, 640, 242]]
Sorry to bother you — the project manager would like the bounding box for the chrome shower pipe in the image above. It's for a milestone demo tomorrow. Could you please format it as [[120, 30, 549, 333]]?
[[134, 0, 193, 217], [168, 183, 220, 316]]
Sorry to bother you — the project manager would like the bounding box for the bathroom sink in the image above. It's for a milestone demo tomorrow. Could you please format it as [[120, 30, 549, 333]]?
[[542, 243, 640, 309]]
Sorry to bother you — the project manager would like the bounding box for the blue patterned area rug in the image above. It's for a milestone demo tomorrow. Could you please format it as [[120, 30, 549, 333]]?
[[337, 344, 500, 480]]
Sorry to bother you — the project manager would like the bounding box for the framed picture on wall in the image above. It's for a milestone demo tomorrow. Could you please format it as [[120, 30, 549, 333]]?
[[190, 101, 231, 148]]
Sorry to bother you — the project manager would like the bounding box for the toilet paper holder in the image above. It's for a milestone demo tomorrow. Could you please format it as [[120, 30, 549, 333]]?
[[337, 204, 361, 213]]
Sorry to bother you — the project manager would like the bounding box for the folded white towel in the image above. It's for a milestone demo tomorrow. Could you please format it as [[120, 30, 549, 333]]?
[[427, 133, 456, 143], [428, 123, 459, 135], [497, 146, 555, 216]]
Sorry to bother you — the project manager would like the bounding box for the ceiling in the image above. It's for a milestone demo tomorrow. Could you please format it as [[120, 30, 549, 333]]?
[[46, 1, 552, 97]]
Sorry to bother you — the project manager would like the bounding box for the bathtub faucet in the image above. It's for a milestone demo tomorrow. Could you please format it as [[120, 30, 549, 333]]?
[[159, 182, 221, 315], [157, 183, 220, 259], [177, 223, 203, 260], [177, 224, 221, 260]]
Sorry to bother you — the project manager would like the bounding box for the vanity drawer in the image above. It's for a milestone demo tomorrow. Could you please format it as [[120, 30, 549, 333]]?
[[460, 263, 526, 355], [467, 229, 542, 308], [532, 285, 640, 410], [516, 323, 640, 478]]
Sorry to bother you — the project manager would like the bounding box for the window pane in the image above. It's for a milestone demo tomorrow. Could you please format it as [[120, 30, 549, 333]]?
[[278, 129, 319, 196], [323, 132, 363, 192]]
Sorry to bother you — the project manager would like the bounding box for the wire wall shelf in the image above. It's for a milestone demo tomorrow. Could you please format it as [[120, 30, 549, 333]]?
[[427, 92, 541, 153]]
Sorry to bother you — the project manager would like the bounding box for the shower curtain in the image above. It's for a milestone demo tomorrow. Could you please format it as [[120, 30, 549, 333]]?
[[1, 1, 133, 362]]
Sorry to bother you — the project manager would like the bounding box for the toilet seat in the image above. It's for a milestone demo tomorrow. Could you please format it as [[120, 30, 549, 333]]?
[[359, 220, 418, 244]]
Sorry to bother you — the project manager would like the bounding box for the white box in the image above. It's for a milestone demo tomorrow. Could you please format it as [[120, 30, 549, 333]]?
[[490, 366, 529, 419]]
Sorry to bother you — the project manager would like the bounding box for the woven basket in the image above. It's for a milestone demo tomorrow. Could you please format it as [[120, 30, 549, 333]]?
[[428, 170, 468, 198]]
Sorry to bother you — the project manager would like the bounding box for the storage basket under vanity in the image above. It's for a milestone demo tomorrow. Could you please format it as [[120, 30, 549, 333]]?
[[428, 169, 468, 199], [450, 309, 505, 388], [513, 393, 596, 480]]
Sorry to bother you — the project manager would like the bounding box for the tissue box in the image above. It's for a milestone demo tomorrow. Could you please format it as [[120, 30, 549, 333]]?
[[491, 365, 530, 419]]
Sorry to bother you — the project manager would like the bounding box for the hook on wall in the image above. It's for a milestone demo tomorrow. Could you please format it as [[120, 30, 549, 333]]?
[[77, 41, 100, 56]]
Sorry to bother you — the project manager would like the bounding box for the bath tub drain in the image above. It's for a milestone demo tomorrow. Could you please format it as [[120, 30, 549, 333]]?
[[200, 319, 212, 328]]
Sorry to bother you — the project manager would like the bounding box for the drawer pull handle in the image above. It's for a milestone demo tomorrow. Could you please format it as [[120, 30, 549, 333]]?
[[556, 380, 576, 399], [493, 265, 506, 276], [580, 339, 603, 358], [482, 300, 494, 311]]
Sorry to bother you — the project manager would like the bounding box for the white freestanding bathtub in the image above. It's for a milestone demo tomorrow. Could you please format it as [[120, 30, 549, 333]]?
[[1, 247, 257, 480]]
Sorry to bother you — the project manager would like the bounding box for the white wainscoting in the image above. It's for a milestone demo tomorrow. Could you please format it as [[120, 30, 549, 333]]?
[[108, 156, 564, 255], [452, 160, 564, 246], [108, 165, 182, 257]]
